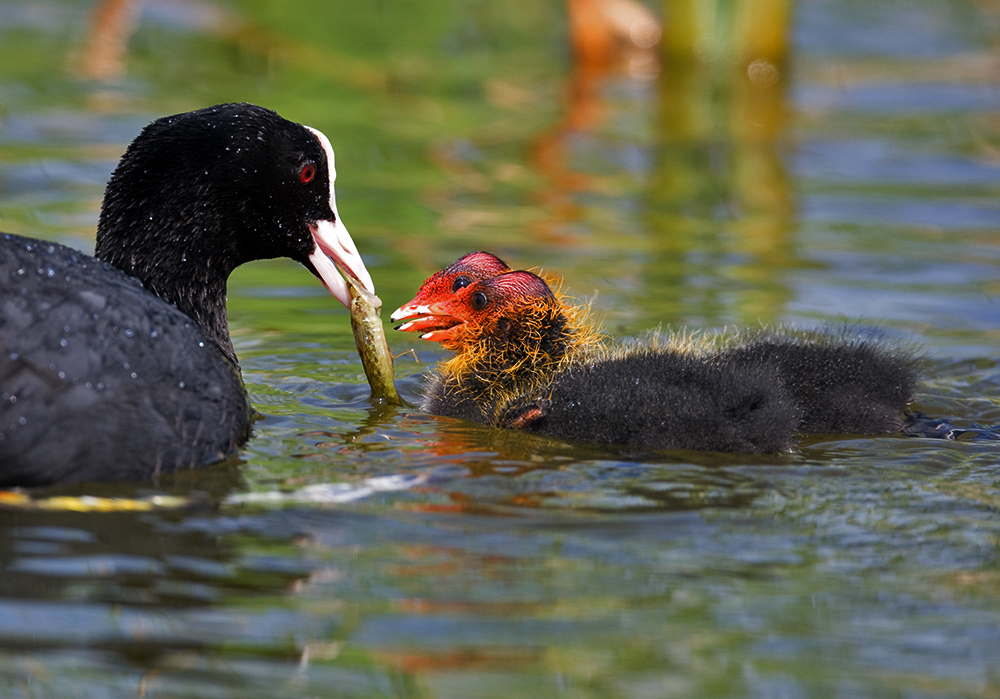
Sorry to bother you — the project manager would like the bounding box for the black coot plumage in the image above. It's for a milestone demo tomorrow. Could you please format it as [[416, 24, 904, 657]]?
[[392, 253, 919, 454], [0, 103, 374, 486]]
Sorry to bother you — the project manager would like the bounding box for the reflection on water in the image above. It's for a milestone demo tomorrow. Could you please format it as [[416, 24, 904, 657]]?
[[1, 0, 1000, 696]]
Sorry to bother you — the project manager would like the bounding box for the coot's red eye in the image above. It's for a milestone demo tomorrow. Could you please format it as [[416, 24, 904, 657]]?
[[299, 163, 316, 184]]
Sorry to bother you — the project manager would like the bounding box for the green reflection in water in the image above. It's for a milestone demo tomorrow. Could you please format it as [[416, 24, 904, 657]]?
[[2, 0, 1000, 696]]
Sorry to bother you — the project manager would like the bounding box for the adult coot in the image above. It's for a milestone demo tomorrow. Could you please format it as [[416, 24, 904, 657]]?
[[0, 103, 374, 486], [392, 254, 919, 454]]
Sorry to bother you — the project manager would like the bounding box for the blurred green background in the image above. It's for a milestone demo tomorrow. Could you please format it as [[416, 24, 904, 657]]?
[[2, 1, 1000, 697]]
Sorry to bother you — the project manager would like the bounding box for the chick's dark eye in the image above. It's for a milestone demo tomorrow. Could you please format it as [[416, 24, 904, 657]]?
[[299, 163, 316, 184], [471, 291, 488, 311], [452, 276, 471, 292]]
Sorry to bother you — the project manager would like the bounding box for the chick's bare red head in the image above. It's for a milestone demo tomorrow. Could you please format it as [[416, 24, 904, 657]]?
[[393, 270, 556, 351], [391, 251, 511, 325]]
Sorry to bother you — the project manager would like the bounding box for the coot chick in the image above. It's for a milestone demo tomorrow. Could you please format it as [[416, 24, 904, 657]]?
[[392, 251, 512, 339], [392, 259, 919, 453], [0, 103, 374, 486]]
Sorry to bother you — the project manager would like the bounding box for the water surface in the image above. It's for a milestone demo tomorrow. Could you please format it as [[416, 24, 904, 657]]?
[[1, 0, 999, 696]]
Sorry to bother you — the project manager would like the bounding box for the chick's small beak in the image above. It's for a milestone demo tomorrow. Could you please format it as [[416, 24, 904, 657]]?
[[309, 218, 375, 307], [391, 300, 463, 342], [390, 301, 431, 323]]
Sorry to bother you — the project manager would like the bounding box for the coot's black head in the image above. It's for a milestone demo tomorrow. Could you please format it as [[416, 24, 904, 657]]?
[[96, 103, 373, 362]]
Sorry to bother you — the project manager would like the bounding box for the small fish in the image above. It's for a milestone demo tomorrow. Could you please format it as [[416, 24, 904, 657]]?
[[343, 272, 403, 406]]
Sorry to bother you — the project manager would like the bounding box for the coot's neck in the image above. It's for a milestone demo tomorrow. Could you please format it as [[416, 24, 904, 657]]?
[[99, 237, 239, 366], [95, 216, 243, 368]]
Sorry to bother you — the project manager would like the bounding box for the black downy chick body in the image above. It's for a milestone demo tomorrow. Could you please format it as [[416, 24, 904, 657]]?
[[393, 254, 918, 454]]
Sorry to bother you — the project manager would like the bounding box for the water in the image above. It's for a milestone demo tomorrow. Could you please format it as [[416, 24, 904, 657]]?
[[1, 0, 1000, 696]]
